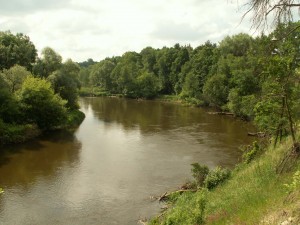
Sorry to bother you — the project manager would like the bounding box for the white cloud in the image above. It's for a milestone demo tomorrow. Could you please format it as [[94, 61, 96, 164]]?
[[0, 0, 253, 62]]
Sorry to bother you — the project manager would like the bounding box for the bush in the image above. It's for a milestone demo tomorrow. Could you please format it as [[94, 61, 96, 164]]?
[[204, 167, 231, 190], [284, 170, 300, 193], [160, 190, 207, 225], [66, 110, 85, 128], [0, 119, 40, 144], [191, 163, 209, 187], [19, 76, 67, 130], [242, 141, 261, 164]]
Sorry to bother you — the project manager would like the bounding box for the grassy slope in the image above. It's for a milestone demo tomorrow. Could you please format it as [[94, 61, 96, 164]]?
[[150, 137, 300, 225]]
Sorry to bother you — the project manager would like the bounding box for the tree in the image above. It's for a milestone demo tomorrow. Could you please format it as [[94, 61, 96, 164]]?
[[181, 41, 217, 99], [48, 59, 81, 109], [111, 52, 142, 97], [156, 47, 178, 94], [33, 47, 62, 78], [78, 58, 97, 68], [0, 31, 37, 71], [0, 75, 20, 123], [0, 65, 31, 92], [19, 76, 67, 130], [245, 0, 300, 30], [203, 74, 229, 108], [140, 47, 157, 73], [136, 71, 160, 99], [90, 59, 116, 90], [254, 22, 300, 148]]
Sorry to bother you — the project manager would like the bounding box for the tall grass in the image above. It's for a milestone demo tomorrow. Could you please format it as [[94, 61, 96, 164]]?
[[150, 137, 300, 224]]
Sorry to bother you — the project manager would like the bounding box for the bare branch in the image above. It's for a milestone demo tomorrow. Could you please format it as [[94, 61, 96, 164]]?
[[243, 0, 300, 30]]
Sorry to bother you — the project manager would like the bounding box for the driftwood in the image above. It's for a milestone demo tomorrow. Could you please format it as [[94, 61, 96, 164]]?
[[158, 192, 168, 201], [138, 219, 147, 225], [157, 189, 198, 202], [208, 112, 234, 116], [247, 132, 266, 138]]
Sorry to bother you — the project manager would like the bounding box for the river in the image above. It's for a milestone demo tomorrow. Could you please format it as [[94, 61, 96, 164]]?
[[0, 97, 255, 225]]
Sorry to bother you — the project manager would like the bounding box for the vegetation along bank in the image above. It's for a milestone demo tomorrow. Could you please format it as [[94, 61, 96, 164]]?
[[1, 15, 300, 225], [0, 32, 84, 145]]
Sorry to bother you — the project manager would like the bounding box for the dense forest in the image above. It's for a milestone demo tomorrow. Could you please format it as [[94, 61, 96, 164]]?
[[0, 32, 84, 144], [78, 22, 300, 139], [1, 22, 300, 144], [1, 22, 299, 146], [1, 4, 300, 224]]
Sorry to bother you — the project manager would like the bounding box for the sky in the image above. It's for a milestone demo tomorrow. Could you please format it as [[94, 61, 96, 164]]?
[[0, 0, 253, 62]]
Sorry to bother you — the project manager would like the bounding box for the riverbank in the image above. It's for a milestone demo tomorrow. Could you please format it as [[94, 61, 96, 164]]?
[[0, 109, 85, 145], [148, 136, 300, 224], [79, 88, 210, 108]]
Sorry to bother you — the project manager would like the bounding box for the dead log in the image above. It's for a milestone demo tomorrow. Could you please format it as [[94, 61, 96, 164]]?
[[158, 189, 198, 202], [158, 192, 168, 202], [247, 132, 266, 138]]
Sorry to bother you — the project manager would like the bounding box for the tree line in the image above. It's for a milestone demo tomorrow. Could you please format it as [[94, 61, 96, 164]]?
[[78, 22, 300, 139], [0, 31, 84, 144], [1, 21, 299, 144]]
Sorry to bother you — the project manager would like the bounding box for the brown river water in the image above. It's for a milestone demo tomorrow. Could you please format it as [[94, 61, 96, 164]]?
[[0, 97, 255, 225]]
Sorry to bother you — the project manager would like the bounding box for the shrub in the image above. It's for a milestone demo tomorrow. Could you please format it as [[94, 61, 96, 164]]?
[[19, 76, 67, 130], [161, 190, 207, 225], [66, 110, 85, 128], [204, 167, 231, 190], [191, 163, 209, 187], [0, 119, 40, 144], [242, 141, 261, 164], [284, 170, 300, 193]]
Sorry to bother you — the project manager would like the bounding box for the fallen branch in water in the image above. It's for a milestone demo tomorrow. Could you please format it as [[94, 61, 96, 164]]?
[[247, 132, 266, 138], [154, 189, 198, 202], [138, 219, 147, 225], [158, 192, 168, 202]]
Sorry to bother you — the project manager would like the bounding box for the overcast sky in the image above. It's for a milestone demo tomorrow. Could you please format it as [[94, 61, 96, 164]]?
[[0, 0, 253, 62]]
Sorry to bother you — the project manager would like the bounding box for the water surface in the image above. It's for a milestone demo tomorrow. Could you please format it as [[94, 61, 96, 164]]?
[[0, 97, 255, 225]]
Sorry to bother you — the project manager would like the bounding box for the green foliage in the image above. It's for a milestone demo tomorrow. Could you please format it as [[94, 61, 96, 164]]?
[[19, 76, 67, 130], [78, 58, 97, 68], [1, 64, 31, 93], [48, 59, 81, 109], [228, 89, 257, 119], [0, 76, 21, 123], [284, 170, 300, 193], [79, 86, 109, 97], [253, 23, 300, 142], [33, 47, 62, 78], [0, 119, 39, 144], [181, 42, 217, 99], [160, 191, 207, 225], [242, 141, 262, 164], [0, 32, 84, 144], [90, 59, 116, 90], [204, 167, 231, 190], [191, 163, 231, 190], [65, 109, 85, 128], [154, 134, 300, 225], [191, 163, 209, 187], [203, 74, 229, 107], [136, 71, 160, 99], [0, 31, 37, 71]]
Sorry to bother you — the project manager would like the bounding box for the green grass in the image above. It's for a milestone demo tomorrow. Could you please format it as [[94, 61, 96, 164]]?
[[150, 137, 300, 225], [79, 86, 109, 97], [157, 95, 182, 102]]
